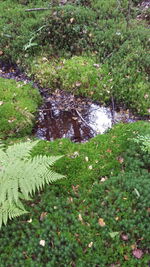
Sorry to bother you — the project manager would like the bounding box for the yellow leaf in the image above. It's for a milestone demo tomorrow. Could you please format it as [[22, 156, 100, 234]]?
[[98, 218, 106, 227]]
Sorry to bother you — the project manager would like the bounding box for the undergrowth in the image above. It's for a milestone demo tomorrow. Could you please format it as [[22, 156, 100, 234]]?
[[0, 77, 41, 139]]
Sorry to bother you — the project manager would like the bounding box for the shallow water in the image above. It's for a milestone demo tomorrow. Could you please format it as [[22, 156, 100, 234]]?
[[0, 62, 141, 143], [34, 91, 136, 142]]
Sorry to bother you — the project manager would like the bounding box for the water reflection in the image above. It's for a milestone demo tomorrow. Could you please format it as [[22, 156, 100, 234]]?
[[35, 100, 134, 142]]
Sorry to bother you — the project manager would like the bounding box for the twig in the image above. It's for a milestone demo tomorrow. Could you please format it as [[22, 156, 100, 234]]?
[[25, 8, 49, 12], [75, 110, 98, 135], [127, 0, 132, 28], [111, 95, 115, 124]]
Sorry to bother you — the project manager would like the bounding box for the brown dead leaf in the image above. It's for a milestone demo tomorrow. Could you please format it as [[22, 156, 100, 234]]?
[[0, 51, 3, 56], [72, 185, 79, 194], [106, 149, 112, 153], [117, 156, 124, 164], [131, 244, 137, 250], [124, 255, 129, 261], [147, 208, 150, 213], [132, 249, 143, 259], [121, 234, 129, 241], [40, 212, 47, 221], [98, 218, 106, 227], [68, 197, 73, 203]]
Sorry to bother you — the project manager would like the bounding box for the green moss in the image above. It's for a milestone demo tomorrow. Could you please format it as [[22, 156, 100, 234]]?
[[0, 122, 150, 266], [0, 77, 41, 139], [30, 54, 150, 115]]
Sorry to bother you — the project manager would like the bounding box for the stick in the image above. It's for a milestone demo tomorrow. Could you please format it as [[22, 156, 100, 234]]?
[[75, 110, 98, 135], [111, 95, 115, 124], [25, 8, 49, 12]]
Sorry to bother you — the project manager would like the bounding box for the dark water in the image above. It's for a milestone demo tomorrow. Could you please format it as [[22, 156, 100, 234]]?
[[34, 90, 136, 142], [0, 62, 143, 143]]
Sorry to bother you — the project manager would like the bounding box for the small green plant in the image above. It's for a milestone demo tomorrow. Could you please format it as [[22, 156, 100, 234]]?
[[0, 141, 65, 228], [40, 4, 96, 53], [134, 134, 150, 153]]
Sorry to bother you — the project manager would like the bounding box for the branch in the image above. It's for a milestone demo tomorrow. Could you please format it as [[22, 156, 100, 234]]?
[[75, 109, 98, 135], [25, 8, 49, 12]]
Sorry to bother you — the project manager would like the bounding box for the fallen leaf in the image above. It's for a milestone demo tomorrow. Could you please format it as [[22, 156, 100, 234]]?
[[121, 234, 129, 241], [132, 249, 143, 259], [40, 212, 47, 221], [147, 208, 150, 212], [144, 94, 149, 99], [117, 156, 124, 164], [39, 240, 45, 247], [106, 149, 112, 153], [78, 213, 83, 222], [72, 185, 79, 194], [131, 244, 137, 250], [75, 82, 81, 87], [88, 242, 93, 248], [93, 63, 100, 68], [85, 156, 89, 162], [100, 176, 107, 182], [0, 51, 3, 56], [98, 218, 106, 227], [27, 218, 32, 223], [70, 17, 75, 23], [88, 165, 93, 170], [68, 197, 73, 203], [124, 255, 129, 261]]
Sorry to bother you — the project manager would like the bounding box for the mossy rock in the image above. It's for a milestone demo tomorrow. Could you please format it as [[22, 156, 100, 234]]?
[[0, 77, 41, 139]]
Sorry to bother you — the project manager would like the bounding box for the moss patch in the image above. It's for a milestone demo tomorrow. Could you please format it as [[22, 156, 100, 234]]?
[[0, 77, 41, 139], [30, 55, 150, 115], [0, 121, 150, 266]]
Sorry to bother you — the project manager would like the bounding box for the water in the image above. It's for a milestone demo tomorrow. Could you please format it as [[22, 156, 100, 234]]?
[[34, 92, 136, 143], [0, 62, 140, 143]]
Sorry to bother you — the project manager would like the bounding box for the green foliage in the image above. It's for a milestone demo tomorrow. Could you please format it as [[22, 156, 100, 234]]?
[[134, 134, 150, 153], [91, 0, 122, 19], [0, 122, 150, 266], [0, 0, 50, 62], [0, 141, 64, 228], [39, 4, 96, 53], [0, 77, 41, 139]]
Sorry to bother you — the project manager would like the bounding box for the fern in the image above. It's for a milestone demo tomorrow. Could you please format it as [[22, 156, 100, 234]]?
[[0, 141, 65, 228]]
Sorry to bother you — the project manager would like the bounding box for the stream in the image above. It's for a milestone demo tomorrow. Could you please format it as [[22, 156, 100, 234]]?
[[0, 62, 144, 143]]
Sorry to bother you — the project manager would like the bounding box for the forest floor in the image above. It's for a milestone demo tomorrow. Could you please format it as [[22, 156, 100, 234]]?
[[0, 0, 150, 266]]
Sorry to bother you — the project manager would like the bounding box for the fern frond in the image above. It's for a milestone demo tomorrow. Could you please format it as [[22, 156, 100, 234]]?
[[0, 141, 65, 228], [0, 200, 27, 228]]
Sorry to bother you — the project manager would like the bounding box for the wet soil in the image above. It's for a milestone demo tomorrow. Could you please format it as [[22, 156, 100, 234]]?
[[0, 62, 146, 143]]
